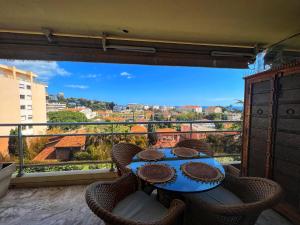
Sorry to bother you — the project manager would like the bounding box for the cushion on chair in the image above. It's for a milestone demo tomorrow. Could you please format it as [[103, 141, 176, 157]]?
[[112, 191, 167, 222], [184, 186, 243, 205]]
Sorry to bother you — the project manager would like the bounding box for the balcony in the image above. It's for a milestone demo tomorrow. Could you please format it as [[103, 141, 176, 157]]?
[[0, 184, 292, 225], [0, 120, 295, 225]]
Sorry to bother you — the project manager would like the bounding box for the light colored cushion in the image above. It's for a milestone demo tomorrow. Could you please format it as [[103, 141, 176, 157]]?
[[183, 187, 243, 225], [184, 186, 243, 205], [112, 191, 167, 222]]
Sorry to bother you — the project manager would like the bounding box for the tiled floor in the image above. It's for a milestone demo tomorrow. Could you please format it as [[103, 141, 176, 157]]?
[[0, 185, 294, 225]]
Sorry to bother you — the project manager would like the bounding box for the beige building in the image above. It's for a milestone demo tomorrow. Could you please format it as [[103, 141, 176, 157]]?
[[0, 65, 47, 136], [204, 106, 223, 114]]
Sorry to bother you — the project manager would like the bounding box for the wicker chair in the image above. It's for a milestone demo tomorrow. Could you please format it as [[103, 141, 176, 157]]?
[[86, 173, 186, 225], [183, 170, 283, 225], [175, 139, 213, 156], [111, 143, 144, 175]]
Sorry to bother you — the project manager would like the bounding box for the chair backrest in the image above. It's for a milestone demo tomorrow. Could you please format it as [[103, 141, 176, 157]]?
[[111, 143, 144, 175], [175, 139, 213, 156]]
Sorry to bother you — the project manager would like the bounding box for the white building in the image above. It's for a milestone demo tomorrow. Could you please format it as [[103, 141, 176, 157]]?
[[226, 112, 242, 121], [46, 102, 67, 112], [204, 106, 223, 114]]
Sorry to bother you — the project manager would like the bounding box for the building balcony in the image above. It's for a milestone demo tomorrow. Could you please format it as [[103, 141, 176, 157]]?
[[0, 121, 295, 225]]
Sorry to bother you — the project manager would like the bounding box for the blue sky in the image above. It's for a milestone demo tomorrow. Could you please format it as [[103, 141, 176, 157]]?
[[0, 60, 253, 106]]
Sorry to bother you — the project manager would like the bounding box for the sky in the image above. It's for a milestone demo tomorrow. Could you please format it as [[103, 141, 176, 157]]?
[[0, 59, 255, 106]]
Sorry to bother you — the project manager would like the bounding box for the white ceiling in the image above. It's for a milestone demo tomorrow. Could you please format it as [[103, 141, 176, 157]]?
[[0, 0, 299, 50]]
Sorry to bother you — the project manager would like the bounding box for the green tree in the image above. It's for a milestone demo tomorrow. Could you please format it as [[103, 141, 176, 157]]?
[[8, 128, 29, 158], [47, 111, 88, 130]]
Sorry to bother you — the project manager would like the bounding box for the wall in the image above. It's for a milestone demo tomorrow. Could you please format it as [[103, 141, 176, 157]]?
[[32, 83, 47, 134], [0, 76, 20, 136]]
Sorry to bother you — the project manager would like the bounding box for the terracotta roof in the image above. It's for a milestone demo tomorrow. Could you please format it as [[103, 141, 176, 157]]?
[[182, 105, 201, 109], [55, 135, 86, 148], [130, 125, 147, 133], [33, 146, 56, 161], [65, 107, 85, 112], [156, 128, 177, 133], [0, 137, 9, 158]]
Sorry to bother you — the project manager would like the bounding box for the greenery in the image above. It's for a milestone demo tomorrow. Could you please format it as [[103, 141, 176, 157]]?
[[56, 96, 115, 110], [206, 134, 241, 154], [8, 129, 29, 158], [47, 111, 88, 130], [73, 151, 93, 160]]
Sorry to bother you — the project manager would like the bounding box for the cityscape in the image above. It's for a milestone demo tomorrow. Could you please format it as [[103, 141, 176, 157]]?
[[0, 63, 242, 171]]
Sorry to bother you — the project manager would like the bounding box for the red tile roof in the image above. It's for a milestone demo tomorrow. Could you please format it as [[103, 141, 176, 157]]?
[[65, 107, 85, 112], [0, 137, 9, 158], [156, 128, 177, 133], [54, 135, 86, 148], [33, 146, 56, 161], [130, 125, 147, 133], [182, 105, 200, 109]]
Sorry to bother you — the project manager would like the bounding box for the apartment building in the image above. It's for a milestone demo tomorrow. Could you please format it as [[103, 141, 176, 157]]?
[[46, 102, 67, 112], [0, 65, 47, 135]]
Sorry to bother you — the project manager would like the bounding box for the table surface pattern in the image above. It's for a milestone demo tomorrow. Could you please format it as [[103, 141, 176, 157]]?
[[129, 148, 225, 192]]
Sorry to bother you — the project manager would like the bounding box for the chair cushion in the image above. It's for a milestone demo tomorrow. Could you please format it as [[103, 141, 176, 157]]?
[[184, 186, 243, 205], [112, 191, 167, 222]]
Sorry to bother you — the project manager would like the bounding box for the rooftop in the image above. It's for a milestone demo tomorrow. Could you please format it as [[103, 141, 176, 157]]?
[[54, 135, 86, 148]]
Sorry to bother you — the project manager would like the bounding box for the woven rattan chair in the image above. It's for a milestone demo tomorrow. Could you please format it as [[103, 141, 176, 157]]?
[[86, 173, 185, 225], [175, 139, 213, 156], [111, 143, 144, 175], [183, 169, 283, 225]]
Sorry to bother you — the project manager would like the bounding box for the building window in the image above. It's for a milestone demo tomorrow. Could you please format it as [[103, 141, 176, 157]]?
[[27, 95, 32, 100], [20, 95, 25, 99], [26, 85, 31, 90], [21, 126, 27, 130], [27, 105, 32, 110], [19, 83, 25, 89], [28, 125, 33, 129], [20, 105, 26, 110], [28, 115, 33, 120], [21, 115, 26, 121]]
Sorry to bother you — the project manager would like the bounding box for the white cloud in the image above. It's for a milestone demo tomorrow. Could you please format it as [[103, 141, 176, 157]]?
[[0, 59, 70, 81], [120, 71, 134, 79], [80, 74, 100, 79], [65, 84, 89, 89]]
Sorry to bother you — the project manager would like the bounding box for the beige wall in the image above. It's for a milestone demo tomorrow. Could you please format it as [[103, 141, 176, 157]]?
[[32, 83, 47, 134], [0, 76, 20, 136]]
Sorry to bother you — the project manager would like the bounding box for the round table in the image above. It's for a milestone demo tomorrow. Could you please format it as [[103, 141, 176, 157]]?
[[128, 148, 225, 193]]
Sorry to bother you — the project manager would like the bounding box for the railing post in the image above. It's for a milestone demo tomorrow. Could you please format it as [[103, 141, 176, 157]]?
[[110, 124, 114, 172], [17, 125, 24, 177], [189, 122, 193, 139]]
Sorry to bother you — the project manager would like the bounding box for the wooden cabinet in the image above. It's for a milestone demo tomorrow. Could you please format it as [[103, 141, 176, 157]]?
[[242, 62, 300, 224]]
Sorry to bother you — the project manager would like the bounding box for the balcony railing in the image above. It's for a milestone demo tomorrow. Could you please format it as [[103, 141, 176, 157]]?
[[0, 120, 242, 176]]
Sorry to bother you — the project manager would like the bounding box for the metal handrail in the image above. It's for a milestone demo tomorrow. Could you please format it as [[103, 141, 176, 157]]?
[[0, 120, 242, 176]]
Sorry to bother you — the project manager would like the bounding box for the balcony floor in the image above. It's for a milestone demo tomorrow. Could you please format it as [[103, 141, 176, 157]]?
[[0, 185, 294, 225]]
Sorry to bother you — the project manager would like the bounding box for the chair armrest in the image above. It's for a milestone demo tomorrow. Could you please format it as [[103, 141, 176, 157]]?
[[224, 164, 240, 177], [144, 199, 185, 225], [197, 176, 283, 216], [85, 173, 138, 212]]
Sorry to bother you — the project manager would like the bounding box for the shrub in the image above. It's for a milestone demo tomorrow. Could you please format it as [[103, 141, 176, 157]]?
[[73, 151, 92, 160]]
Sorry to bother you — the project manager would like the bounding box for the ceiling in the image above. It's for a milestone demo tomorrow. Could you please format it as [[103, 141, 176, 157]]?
[[0, 0, 299, 67]]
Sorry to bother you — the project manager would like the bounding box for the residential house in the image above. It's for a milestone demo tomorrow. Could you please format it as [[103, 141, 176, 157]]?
[[205, 106, 223, 114], [154, 128, 179, 148], [33, 135, 86, 161], [179, 105, 202, 113]]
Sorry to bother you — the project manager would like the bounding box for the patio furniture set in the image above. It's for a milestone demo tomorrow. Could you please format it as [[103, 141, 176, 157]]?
[[85, 139, 283, 225]]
